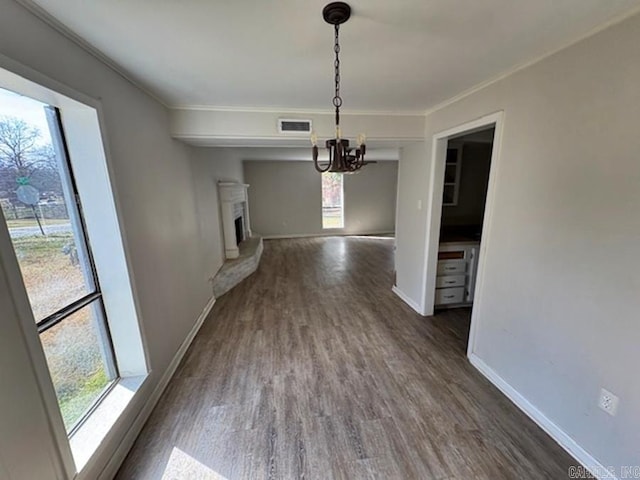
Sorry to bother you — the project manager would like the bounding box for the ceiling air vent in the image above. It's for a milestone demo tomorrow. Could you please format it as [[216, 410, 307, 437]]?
[[278, 119, 312, 134]]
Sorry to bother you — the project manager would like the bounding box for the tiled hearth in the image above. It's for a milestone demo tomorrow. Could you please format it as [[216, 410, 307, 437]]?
[[212, 235, 263, 298]]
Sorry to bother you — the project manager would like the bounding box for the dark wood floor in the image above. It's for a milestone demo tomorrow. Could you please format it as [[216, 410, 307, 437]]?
[[116, 237, 574, 479]]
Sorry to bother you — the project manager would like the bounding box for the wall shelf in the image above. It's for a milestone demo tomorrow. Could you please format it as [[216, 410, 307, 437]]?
[[443, 143, 462, 206]]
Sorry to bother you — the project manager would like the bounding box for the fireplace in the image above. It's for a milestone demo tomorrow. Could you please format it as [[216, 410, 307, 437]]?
[[234, 216, 244, 245], [218, 182, 252, 259]]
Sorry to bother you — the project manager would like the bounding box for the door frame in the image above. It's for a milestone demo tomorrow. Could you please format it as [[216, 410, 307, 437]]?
[[420, 111, 504, 357]]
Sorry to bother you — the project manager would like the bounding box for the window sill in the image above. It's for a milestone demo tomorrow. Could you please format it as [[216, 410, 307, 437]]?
[[69, 375, 147, 472]]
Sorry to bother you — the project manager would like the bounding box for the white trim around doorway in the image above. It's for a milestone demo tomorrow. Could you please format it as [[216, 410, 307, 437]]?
[[419, 111, 505, 358]]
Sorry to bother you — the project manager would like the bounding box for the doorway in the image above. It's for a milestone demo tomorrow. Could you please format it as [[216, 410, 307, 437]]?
[[421, 112, 504, 357]]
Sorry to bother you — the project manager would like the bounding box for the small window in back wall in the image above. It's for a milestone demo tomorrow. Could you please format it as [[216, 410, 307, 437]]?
[[321, 172, 344, 229]]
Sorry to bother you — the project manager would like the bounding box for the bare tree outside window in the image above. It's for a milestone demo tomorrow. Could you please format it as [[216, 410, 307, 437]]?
[[0, 117, 63, 234]]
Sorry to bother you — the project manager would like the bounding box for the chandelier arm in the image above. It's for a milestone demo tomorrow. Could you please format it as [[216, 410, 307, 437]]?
[[353, 148, 363, 166], [314, 160, 332, 173], [314, 144, 332, 172]]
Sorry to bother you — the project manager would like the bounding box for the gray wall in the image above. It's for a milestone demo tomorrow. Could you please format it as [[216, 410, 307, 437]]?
[[442, 141, 492, 227], [396, 11, 640, 470], [190, 147, 244, 274], [0, 1, 227, 478], [244, 160, 398, 237]]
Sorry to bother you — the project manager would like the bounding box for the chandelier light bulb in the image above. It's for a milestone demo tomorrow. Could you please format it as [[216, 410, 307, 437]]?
[[357, 133, 366, 146], [310, 131, 318, 146]]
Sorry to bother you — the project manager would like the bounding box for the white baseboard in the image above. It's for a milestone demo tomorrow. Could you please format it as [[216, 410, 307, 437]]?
[[392, 286, 424, 315], [97, 295, 216, 480], [262, 231, 394, 240], [468, 353, 616, 480]]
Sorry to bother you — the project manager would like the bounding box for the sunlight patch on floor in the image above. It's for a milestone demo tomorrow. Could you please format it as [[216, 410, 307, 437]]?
[[162, 447, 229, 480]]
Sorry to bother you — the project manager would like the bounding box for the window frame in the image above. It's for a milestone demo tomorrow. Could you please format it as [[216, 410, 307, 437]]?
[[35, 108, 103, 332], [0, 57, 150, 476], [321, 171, 345, 230], [5, 104, 120, 435]]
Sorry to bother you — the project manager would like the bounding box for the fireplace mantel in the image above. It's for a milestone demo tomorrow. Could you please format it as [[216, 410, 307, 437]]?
[[218, 182, 252, 259]]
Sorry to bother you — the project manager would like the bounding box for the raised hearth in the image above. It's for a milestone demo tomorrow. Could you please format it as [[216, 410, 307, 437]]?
[[212, 235, 263, 298]]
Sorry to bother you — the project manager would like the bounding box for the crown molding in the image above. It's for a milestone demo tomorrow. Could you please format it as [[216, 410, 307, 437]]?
[[170, 104, 426, 117], [423, 3, 640, 117], [15, 0, 170, 108]]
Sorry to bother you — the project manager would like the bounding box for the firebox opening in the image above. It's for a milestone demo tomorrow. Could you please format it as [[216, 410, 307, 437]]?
[[234, 216, 243, 246]]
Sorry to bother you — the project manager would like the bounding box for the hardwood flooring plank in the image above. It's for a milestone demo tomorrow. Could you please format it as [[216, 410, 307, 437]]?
[[116, 237, 574, 479]]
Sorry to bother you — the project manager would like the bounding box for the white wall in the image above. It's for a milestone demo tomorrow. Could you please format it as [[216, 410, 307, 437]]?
[[190, 147, 244, 274], [395, 12, 640, 472], [244, 160, 398, 237], [0, 1, 226, 478], [396, 141, 429, 296]]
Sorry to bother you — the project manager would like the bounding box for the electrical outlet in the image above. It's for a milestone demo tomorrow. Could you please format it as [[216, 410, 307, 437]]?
[[598, 388, 619, 416]]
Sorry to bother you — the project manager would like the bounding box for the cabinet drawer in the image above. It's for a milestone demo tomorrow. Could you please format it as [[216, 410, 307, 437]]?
[[437, 260, 466, 275], [435, 287, 465, 305], [436, 274, 465, 288], [438, 250, 464, 260]]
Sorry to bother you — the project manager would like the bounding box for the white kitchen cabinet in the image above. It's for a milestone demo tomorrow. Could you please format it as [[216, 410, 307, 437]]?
[[435, 274, 465, 288], [435, 287, 465, 305], [435, 241, 480, 307]]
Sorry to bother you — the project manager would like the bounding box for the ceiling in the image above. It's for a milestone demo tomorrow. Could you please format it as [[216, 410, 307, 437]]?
[[26, 0, 639, 113]]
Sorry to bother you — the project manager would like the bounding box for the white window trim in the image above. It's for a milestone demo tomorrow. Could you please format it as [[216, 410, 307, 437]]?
[[321, 172, 345, 230], [0, 54, 149, 476]]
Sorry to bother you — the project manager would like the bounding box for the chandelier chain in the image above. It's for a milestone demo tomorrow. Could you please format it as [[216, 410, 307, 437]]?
[[313, 3, 366, 173], [333, 24, 342, 124]]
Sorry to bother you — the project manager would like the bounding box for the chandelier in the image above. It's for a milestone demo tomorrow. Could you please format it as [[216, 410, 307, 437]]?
[[312, 2, 367, 173]]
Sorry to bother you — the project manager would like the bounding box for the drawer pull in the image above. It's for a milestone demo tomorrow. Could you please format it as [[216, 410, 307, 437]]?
[[444, 295, 455, 299], [445, 280, 456, 284], [445, 267, 457, 271]]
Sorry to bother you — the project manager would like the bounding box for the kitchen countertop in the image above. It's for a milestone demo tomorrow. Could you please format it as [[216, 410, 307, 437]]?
[[439, 226, 481, 244], [440, 234, 479, 244]]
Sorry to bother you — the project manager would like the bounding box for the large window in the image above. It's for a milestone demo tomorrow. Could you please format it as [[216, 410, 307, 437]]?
[[0, 88, 117, 433], [321, 172, 344, 229]]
